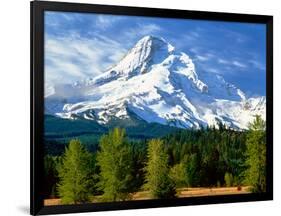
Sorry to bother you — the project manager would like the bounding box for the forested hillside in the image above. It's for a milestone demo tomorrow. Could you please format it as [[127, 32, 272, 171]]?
[[44, 116, 266, 204]]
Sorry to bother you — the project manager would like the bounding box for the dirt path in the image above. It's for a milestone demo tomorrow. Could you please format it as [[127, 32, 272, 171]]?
[[44, 186, 251, 206], [177, 186, 250, 198]]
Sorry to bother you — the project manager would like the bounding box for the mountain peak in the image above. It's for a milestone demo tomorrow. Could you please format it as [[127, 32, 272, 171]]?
[[46, 35, 266, 130], [105, 35, 175, 77], [135, 35, 175, 53]]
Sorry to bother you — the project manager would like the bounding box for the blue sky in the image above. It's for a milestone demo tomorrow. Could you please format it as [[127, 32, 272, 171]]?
[[45, 11, 266, 96]]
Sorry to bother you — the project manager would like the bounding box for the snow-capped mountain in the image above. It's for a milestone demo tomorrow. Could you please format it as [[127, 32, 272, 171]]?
[[45, 35, 266, 130]]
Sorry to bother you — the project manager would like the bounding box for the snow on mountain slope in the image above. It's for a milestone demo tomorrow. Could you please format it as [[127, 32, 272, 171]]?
[[45, 35, 266, 130]]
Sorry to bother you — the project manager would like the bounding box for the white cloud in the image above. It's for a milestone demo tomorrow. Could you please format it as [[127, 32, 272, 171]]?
[[248, 59, 265, 71], [193, 51, 216, 62], [45, 11, 83, 28], [208, 68, 220, 74], [196, 55, 209, 61], [217, 58, 248, 69], [45, 33, 127, 85], [139, 23, 162, 34], [124, 23, 162, 40], [189, 47, 200, 54], [218, 27, 249, 44], [232, 60, 247, 68], [190, 46, 249, 75], [217, 58, 231, 65], [182, 31, 200, 42], [61, 13, 75, 21], [95, 15, 123, 30]]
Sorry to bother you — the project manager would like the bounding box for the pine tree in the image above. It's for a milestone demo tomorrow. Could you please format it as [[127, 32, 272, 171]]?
[[224, 172, 234, 187], [144, 139, 176, 199], [97, 128, 133, 201], [170, 162, 188, 188], [57, 139, 92, 204], [186, 153, 200, 187], [244, 115, 266, 193]]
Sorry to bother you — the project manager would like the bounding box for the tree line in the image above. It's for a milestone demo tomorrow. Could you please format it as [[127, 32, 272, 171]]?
[[44, 116, 266, 204]]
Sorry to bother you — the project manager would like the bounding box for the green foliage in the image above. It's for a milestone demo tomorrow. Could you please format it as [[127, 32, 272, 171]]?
[[170, 162, 188, 188], [44, 114, 179, 155], [185, 154, 200, 187], [129, 140, 148, 192], [57, 139, 93, 204], [244, 115, 266, 193], [44, 114, 107, 137], [85, 153, 101, 195], [224, 172, 234, 187], [163, 126, 247, 187], [44, 119, 267, 202], [144, 139, 176, 199], [96, 128, 134, 201]]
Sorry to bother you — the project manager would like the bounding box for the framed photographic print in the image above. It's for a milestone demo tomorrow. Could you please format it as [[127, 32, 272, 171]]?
[[31, 1, 273, 215]]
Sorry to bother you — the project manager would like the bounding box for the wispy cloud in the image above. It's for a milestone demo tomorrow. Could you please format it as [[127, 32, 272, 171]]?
[[217, 58, 248, 69], [60, 13, 76, 21], [123, 23, 162, 40], [196, 55, 209, 61], [217, 58, 231, 65], [248, 59, 265, 70], [95, 15, 124, 30], [45, 11, 83, 27], [208, 67, 220, 74], [173, 28, 203, 50], [182, 31, 200, 42], [218, 27, 249, 44], [44, 15, 162, 85], [139, 23, 162, 34], [195, 53, 215, 62], [45, 33, 127, 85], [232, 60, 247, 68]]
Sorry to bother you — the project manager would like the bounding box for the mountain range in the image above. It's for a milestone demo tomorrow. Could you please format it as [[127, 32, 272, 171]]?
[[45, 35, 265, 130]]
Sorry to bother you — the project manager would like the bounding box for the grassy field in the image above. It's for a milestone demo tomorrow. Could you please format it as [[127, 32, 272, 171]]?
[[44, 186, 251, 206]]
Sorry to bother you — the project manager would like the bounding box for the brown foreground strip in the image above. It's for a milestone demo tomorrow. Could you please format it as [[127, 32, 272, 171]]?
[[44, 186, 251, 206]]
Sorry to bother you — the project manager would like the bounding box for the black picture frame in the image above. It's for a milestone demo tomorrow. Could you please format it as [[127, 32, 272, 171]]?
[[30, 1, 273, 215]]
